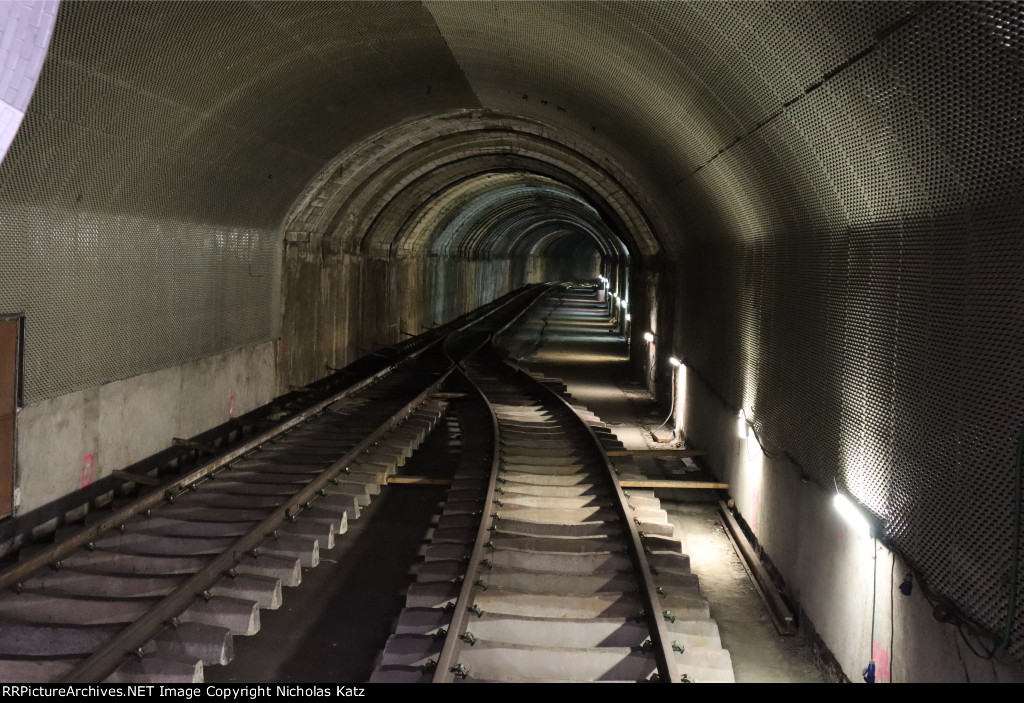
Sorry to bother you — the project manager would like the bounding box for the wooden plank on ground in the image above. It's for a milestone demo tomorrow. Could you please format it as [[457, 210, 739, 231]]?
[[386, 476, 451, 486], [606, 449, 706, 457], [619, 480, 728, 490]]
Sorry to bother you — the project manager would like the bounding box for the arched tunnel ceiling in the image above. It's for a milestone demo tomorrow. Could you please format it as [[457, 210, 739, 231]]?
[[390, 172, 620, 259], [286, 112, 660, 260]]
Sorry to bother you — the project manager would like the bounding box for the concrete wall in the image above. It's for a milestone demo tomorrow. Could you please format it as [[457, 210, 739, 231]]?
[[14, 341, 275, 517], [680, 369, 1024, 683], [278, 247, 519, 391]]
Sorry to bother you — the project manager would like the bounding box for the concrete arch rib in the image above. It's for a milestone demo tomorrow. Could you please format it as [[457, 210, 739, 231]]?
[[402, 173, 618, 260], [283, 110, 664, 262]]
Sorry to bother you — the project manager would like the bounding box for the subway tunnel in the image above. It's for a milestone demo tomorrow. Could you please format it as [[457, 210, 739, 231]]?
[[0, 0, 1022, 683]]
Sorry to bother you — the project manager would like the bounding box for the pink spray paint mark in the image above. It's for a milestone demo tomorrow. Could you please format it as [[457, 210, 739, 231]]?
[[81, 454, 94, 487], [280, 339, 286, 353], [872, 639, 891, 682], [228, 394, 236, 419]]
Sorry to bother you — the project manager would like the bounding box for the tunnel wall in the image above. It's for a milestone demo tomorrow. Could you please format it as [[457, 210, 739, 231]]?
[[682, 370, 1024, 682], [648, 2, 1024, 671], [278, 249, 519, 391], [0, 2, 484, 524], [277, 247, 599, 392], [0, 0, 638, 533], [10, 342, 274, 525]]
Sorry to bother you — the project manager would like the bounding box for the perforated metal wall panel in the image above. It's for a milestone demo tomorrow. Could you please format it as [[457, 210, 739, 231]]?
[[664, 3, 1024, 656], [0, 1, 477, 404]]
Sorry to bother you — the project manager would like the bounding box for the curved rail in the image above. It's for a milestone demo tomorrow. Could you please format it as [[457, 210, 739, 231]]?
[[502, 356, 680, 683], [430, 365, 502, 683], [428, 347, 680, 681], [0, 284, 551, 683]]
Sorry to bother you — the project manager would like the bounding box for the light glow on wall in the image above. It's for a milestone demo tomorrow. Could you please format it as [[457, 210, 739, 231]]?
[[834, 493, 872, 538], [673, 359, 687, 435], [746, 425, 761, 463]]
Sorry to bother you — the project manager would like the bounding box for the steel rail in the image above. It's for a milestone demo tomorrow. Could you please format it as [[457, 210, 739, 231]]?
[[0, 284, 544, 683], [501, 357, 681, 683], [433, 282, 679, 682], [0, 360, 403, 595], [431, 284, 562, 682], [62, 370, 453, 682], [0, 285, 543, 594], [61, 285, 550, 682], [430, 364, 501, 683]]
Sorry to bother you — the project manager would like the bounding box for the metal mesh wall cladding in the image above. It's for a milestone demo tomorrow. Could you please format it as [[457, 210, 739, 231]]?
[[672, 2, 1024, 658], [0, 1, 478, 404]]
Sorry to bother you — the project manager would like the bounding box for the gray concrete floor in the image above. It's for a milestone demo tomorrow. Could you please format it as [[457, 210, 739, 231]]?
[[516, 290, 828, 683], [668, 503, 826, 682]]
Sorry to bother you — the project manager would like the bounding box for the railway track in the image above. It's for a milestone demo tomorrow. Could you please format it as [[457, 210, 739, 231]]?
[[0, 285, 551, 683], [371, 289, 736, 683]]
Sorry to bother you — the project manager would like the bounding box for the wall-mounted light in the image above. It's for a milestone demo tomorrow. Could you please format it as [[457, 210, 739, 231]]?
[[621, 299, 628, 311], [625, 313, 631, 322], [672, 358, 687, 435], [833, 492, 872, 538], [737, 409, 747, 439], [746, 425, 761, 462], [643, 331, 655, 342]]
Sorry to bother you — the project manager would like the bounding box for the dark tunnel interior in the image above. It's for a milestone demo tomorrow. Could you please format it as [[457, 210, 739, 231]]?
[[0, 0, 1021, 683]]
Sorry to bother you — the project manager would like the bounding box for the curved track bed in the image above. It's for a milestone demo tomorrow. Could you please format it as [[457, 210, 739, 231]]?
[[373, 332, 735, 683]]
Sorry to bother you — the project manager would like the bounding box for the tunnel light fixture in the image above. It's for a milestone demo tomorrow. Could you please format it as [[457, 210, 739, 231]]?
[[625, 313, 632, 322], [737, 409, 747, 439], [746, 425, 761, 462], [621, 299, 628, 311], [833, 493, 872, 538], [669, 356, 681, 367], [643, 331, 655, 342]]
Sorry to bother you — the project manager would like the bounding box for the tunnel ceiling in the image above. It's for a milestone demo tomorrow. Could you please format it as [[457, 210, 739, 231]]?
[[284, 110, 658, 262]]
